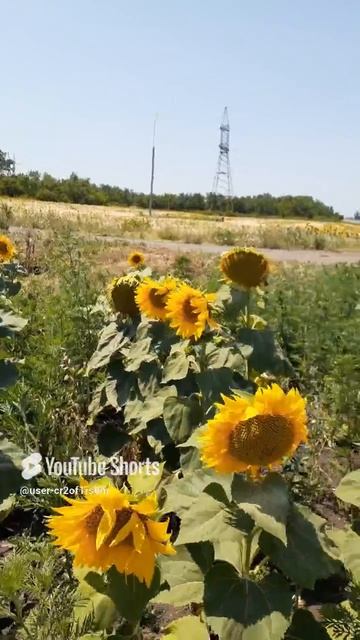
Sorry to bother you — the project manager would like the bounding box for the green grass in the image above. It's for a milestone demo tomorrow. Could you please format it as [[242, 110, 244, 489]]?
[[0, 233, 105, 459], [265, 263, 360, 443]]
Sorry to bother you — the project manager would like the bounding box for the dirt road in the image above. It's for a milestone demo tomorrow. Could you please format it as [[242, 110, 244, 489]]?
[[10, 226, 360, 265], [118, 237, 360, 265]]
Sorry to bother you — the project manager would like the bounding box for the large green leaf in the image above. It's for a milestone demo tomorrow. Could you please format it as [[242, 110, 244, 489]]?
[[0, 359, 18, 388], [153, 543, 212, 606], [162, 342, 191, 383], [124, 385, 176, 431], [260, 505, 340, 589], [0, 309, 27, 338], [163, 394, 203, 444], [85, 566, 161, 623], [73, 568, 117, 630], [0, 439, 24, 502], [164, 468, 232, 516], [162, 615, 208, 639], [128, 462, 164, 495], [0, 495, 16, 522], [106, 362, 135, 408], [196, 367, 233, 409], [205, 342, 244, 371], [176, 486, 242, 546], [204, 561, 292, 640], [123, 337, 157, 372], [237, 328, 293, 376], [284, 609, 331, 639], [231, 473, 290, 544], [87, 382, 107, 425], [97, 424, 131, 457], [137, 360, 161, 395], [334, 469, 360, 508], [86, 323, 128, 372], [327, 527, 360, 583]]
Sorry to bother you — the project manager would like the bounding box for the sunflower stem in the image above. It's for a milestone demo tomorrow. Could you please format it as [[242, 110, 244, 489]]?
[[245, 290, 252, 328], [244, 290, 252, 380], [243, 526, 260, 577]]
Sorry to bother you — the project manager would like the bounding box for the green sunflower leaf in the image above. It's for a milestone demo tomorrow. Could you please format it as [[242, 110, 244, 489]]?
[[0, 359, 18, 388], [101, 565, 161, 623], [0, 438, 24, 502], [86, 323, 128, 373], [164, 468, 232, 516], [204, 560, 292, 640], [196, 367, 233, 409], [74, 568, 117, 631], [237, 328, 293, 376], [161, 615, 209, 639], [334, 469, 360, 508], [123, 337, 157, 372], [260, 505, 341, 589], [231, 473, 290, 544], [153, 543, 212, 606], [326, 527, 360, 583], [176, 487, 242, 547], [163, 394, 203, 444], [284, 609, 331, 639], [162, 342, 191, 383], [0, 309, 27, 338], [124, 385, 177, 430]]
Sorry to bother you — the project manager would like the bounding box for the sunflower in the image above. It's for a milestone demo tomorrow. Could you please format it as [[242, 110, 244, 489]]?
[[108, 275, 139, 316], [165, 283, 217, 339], [47, 478, 175, 587], [136, 277, 179, 321], [0, 235, 16, 263], [220, 247, 269, 288], [127, 251, 145, 268], [199, 384, 307, 477]]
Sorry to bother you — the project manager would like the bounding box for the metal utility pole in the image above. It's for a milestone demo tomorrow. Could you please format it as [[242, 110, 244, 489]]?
[[148, 115, 157, 217], [212, 106, 233, 209]]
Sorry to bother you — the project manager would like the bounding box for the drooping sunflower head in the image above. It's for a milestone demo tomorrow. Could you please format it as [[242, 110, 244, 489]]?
[[135, 276, 179, 321], [199, 384, 307, 477], [0, 235, 16, 263], [46, 478, 175, 587], [108, 275, 139, 316], [127, 251, 145, 268], [165, 283, 218, 340], [220, 247, 269, 289]]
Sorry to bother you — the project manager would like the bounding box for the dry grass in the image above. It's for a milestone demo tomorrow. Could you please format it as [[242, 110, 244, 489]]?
[[1, 197, 360, 250]]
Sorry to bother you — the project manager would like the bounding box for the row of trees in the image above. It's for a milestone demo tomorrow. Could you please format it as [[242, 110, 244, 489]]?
[[0, 169, 342, 219]]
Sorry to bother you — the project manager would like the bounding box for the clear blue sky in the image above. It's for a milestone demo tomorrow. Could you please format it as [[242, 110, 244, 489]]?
[[2, 0, 360, 216]]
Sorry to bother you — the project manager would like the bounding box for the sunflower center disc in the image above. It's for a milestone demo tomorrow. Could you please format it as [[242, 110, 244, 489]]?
[[84, 505, 104, 533], [107, 508, 133, 544], [149, 288, 168, 309], [0, 242, 8, 253], [228, 414, 294, 466], [183, 297, 199, 322]]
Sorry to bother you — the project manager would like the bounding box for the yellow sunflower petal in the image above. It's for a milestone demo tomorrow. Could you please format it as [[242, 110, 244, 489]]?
[[136, 277, 179, 321], [46, 479, 175, 584], [0, 235, 16, 263], [127, 251, 145, 268], [200, 384, 307, 476], [165, 283, 217, 340]]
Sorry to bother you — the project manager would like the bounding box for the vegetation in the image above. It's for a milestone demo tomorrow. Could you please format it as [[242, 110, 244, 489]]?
[[1, 231, 360, 639], [0, 166, 342, 218]]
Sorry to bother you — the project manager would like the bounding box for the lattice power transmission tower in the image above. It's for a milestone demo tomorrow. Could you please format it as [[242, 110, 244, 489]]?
[[212, 107, 233, 205]]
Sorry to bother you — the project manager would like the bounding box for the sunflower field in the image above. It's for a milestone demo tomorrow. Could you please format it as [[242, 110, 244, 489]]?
[[1, 235, 360, 640]]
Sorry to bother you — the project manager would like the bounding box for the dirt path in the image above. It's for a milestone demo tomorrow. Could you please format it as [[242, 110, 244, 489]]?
[[10, 226, 360, 265], [108, 236, 360, 265]]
